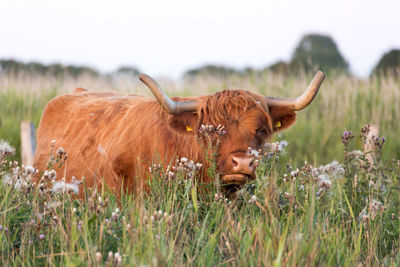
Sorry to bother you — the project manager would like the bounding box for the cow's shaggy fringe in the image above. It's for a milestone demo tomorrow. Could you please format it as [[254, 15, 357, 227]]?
[[197, 90, 273, 132]]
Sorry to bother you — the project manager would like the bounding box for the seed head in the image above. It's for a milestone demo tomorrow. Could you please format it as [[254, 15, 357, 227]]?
[[0, 140, 16, 155], [248, 195, 258, 203], [56, 147, 66, 156], [96, 252, 102, 262]]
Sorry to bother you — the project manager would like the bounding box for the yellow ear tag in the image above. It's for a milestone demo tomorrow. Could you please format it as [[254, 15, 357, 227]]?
[[186, 125, 193, 132], [275, 121, 281, 128]]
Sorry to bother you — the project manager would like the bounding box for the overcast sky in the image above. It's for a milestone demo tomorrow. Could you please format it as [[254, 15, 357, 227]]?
[[1, 0, 399, 78]]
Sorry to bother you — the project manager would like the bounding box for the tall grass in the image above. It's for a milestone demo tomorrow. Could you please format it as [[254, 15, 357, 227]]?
[[0, 128, 399, 265]]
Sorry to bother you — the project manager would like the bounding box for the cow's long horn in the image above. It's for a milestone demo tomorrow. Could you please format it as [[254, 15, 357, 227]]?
[[139, 73, 198, 114], [266, 71, 325, 111]]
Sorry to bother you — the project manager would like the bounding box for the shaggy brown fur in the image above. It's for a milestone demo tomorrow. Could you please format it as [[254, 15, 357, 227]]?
[[33, 89, 296, 197]]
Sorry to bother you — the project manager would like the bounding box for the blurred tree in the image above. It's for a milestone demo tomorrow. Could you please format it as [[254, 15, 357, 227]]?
[[48, 63, 65, 77], [64, 65, 99, 78], [372, 49, 400, 77], [0, 59, 98, 77], [184, 64, 240, 78], [243, 66, 257, 75], [0, 59, 24, 74], [25, 62, 47, 74], [291, 34, 349, 73], [264, 60, 292, 75], [116, 66, 140, 77]]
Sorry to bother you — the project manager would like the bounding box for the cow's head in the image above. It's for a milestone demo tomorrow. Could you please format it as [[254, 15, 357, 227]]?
[[140, 72, 325, 189]]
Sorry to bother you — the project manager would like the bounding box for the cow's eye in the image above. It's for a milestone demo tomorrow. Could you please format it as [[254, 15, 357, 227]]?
[[255, 127, 268, 140]]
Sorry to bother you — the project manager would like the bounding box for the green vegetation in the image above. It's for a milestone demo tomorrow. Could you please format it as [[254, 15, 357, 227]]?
[[291, 34, 349, 74], [0, 59, 99, 78], [0, 83, 57, 162], [0, 59, 141, 80], [184, 64, 241, 79], [0, 125, 399, 265], [372, 49, 400, 77], [0, 71, 400, 265], [115, 66, 141, 77], [185, 33, 351, 78]]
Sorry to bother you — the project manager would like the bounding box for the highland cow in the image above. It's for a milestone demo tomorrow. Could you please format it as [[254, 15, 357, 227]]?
[[33, 71, 325, 197]]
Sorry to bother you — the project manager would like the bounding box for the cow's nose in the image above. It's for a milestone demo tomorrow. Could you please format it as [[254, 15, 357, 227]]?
[[231, 156, 254, 175]]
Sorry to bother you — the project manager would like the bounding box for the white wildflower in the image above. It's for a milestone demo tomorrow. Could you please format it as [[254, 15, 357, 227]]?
[[248, 195, 258, 203], [3, 174, 20, 189], [168, 171, 175, 179], [114, 252, 122, 265], [317, 161, 344, 179], [359, 199, 385, 223], [56, 147, 66, 156], [0, 140, 15, 155], [278, 140, 288, 151], [51, 181, 79, 194], [369, 199, 384, 217], [96, 252, 102, 262], [214, 193, 223, 201], [347, 150, 363, 160], [264, 140, 288, 153], [248, 147, 259, 158], [47, 201, 61, 209], [49, 170, 57, 179], [23, 165, 36, 175], [107, 251, 113, 261], [320, 178, 332, 188], [295, 233, 303, 241]]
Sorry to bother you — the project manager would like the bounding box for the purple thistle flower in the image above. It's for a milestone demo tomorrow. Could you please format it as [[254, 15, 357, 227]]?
[[78, 220, 83, 230], [39, 234, 45, 240], [341, 130, 354, 147]]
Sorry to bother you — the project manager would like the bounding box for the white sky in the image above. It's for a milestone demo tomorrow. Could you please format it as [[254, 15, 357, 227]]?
[[1, 0, 399, 78]]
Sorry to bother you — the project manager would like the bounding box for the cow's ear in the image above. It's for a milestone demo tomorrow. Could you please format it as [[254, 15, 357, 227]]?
[[268, 108, 297, 132], [168, 112, 198, 134]]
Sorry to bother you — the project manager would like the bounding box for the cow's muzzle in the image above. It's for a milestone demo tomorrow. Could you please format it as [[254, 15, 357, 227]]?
[[220, 173, 253, 194], [220, 155, 256, 188], [221, 173, 251, 185]]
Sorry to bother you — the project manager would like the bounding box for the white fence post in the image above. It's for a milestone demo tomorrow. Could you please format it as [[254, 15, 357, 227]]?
[[20, 121, 36, 166]]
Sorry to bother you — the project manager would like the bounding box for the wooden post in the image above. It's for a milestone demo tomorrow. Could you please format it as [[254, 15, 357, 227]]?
[[364, 124, 379, 165], [20, 121, 36, 166]]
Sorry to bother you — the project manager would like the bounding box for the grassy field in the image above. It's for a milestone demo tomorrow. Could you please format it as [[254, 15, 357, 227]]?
[[0, 72, 399, 265], [1, 72, 400, 165]]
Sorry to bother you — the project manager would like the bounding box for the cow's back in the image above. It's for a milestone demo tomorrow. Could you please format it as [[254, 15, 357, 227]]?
[[33, 90, 150, 195]]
